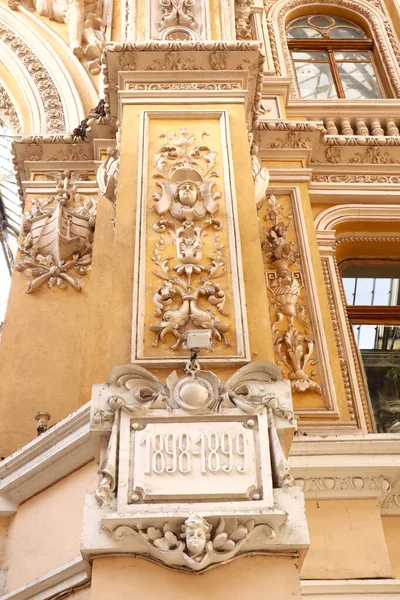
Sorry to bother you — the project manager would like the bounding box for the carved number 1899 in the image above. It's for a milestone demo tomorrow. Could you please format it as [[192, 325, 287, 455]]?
[[141, 432, 248, 475]]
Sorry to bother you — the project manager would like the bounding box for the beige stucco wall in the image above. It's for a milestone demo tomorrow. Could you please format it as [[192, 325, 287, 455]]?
[[91, 555, 302, 600], [301, 499, 392, 579], [2, 462, 97, 592], [382, 516, 400, 579]]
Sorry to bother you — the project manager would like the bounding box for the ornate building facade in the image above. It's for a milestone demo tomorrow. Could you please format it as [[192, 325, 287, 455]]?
[[0, 0, 399, 598]]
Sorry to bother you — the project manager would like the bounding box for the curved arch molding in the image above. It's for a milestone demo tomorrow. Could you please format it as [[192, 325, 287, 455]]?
[[0, 5, 97, 133]]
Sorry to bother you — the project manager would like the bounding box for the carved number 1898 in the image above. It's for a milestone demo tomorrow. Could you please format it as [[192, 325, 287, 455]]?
[[141, 432, 248, 475]]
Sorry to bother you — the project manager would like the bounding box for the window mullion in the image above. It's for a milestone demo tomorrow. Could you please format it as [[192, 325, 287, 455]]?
[[328, 48, 345, 98]]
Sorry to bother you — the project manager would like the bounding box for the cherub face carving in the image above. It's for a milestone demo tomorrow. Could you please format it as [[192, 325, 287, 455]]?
[[182, 516, 211, 556], [177, 182, 198, 208]]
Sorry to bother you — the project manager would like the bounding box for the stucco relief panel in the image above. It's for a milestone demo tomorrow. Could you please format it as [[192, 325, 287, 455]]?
[[257, 193, 322, 396], [257, 188, 339, 417], [132, 111, 250, 366]]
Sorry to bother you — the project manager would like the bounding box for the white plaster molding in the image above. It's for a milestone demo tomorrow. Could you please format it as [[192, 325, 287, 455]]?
[[0, 403, 91, 513], [269, 168, 312, 182], [0, 557, 88, 600], [11, 6, 96, 125], [290, 434, 400, 509], [0, 5, 85, 133], [314, 204, 400, 232], [301, 579, 400, 597]]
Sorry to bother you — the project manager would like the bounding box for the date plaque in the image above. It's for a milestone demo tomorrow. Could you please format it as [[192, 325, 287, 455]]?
[[131, 421, 259, 502]]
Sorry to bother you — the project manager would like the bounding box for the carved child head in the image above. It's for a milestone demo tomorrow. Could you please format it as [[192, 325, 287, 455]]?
[[182, 516, 211, 556], [175, 181, 201, 208]]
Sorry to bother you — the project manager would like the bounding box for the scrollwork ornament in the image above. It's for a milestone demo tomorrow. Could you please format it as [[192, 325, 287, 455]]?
[[258, 195, 322, 394], [149, 129, 230, 350]]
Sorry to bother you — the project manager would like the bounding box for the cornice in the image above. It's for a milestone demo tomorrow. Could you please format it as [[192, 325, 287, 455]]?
[[102, 41, 265, 126], [300, 579, 400, 596], [0, 558, 88, 600], [0, 400, 399, 517], [0, 403, 91, 514]]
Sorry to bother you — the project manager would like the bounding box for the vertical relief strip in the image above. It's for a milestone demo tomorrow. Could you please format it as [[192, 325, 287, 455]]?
[[132, 110, 250, 366], [257, 187, 338, 416], [148, 0, 210, 41]]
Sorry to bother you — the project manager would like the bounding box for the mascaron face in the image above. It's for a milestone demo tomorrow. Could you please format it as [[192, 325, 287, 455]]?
[[177, 182, 198, 208], [186, 527, 207, 555]]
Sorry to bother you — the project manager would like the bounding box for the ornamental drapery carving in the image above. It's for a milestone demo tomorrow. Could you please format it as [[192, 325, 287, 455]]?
[[149, 129, 229, 349], [258, 194, 322, 394], [16, 171, 96, 293]]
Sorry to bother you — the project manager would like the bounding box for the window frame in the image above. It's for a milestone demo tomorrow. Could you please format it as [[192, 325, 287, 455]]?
[[288, 30, 386, 99]]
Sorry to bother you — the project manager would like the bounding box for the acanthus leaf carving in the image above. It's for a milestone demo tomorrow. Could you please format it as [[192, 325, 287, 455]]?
[[258, 194, 322, 394], [16, 170, 96, 293], [156, 0, 199, 41]]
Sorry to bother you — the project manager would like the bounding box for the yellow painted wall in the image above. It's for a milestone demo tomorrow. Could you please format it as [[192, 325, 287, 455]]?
[[382, 516, 400, 579], [301, 500, 392, 579], [2, 462, 97, 592], [91, 555, 302, 600]]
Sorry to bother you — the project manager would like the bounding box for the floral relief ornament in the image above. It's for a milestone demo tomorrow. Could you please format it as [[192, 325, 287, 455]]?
[[260, 194, 321, 394], [16, 170, 96, 293], [149, 129, 230, 349]]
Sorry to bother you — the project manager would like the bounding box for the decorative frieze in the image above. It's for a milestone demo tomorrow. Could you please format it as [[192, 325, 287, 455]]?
[[131, 111, 250, 366], [16, 171, 96, 293], [257, 194, 322, 394]]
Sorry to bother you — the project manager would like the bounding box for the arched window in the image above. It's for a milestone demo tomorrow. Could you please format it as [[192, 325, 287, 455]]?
[[287, 15, 384, 99]]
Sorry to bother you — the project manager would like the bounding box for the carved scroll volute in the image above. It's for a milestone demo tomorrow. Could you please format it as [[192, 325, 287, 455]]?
[[257, 194, 322, 395]]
